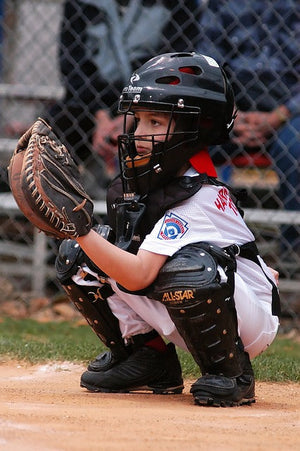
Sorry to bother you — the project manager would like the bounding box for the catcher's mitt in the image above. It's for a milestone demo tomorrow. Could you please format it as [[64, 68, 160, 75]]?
[[8, 118, 93, 239]]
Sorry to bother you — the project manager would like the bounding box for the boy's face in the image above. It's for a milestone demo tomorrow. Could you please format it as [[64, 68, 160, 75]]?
[[133, 110, 175, 157]]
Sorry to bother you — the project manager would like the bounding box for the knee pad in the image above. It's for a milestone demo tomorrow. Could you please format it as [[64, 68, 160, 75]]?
[[150, 242, 243, 377]]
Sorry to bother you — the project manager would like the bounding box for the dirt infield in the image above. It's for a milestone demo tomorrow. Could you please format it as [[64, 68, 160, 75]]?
[[0, 361, 299, 451]]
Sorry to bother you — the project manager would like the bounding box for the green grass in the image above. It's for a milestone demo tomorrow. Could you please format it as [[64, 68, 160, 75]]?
[[0, 317, 299, 382]]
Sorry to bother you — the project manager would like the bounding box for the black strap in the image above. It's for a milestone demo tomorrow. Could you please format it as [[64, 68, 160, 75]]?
[[225, 241, 281, 316]]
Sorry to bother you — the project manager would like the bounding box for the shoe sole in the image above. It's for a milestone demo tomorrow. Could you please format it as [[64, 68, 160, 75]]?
[[80, 381, 184, 395], [193, 395, 255, 407]]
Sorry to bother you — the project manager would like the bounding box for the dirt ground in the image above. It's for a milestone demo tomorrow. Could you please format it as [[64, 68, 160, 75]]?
[[0, 361, 299, 451]]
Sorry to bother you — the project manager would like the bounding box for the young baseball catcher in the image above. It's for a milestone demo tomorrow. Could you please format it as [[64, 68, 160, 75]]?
[[8, 52, 280, 407]]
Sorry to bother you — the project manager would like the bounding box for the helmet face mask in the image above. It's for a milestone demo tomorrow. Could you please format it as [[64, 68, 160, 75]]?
[[118, 107, 202, 196], [118, 52, 235, 197]]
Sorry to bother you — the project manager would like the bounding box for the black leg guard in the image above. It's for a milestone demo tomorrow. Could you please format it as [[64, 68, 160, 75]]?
[[63, 282, 130, 369], [151, 243, 244, 377], [166, 290, 243, 377], [150, 242, 255, 406], [55, 235, 129, 371], [167, 287, 255, 406]]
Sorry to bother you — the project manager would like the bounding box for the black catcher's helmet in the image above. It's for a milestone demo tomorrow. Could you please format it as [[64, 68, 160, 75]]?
[[118, 52, 235, 197]]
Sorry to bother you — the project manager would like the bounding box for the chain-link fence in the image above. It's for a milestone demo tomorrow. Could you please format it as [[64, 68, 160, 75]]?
[[0, 0, 299, 323]]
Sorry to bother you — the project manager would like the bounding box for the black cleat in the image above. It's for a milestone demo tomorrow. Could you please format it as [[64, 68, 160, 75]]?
[[81, 343, 184, 394], [87, 350, 128, 372], [190, 373, 255, 407], [86, 331, 162, 372]]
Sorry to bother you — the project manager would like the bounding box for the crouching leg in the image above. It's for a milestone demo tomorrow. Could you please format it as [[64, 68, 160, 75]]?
[[55, 236, 129, 371], [56, 234, 183, 394], [150, 242, 255, 407]]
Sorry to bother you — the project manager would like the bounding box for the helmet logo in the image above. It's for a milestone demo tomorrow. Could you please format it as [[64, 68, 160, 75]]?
[[130, 73, 140, 84], [202, 55, 219, 68]]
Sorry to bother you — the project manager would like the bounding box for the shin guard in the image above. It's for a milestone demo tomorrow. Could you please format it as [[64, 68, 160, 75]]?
[[55, 236, 128, 362], [63, 282, 128, 361], [151, 242, 244, 377]]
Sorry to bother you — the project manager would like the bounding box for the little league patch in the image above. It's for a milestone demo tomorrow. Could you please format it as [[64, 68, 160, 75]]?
[[158, 212, 188, 240]]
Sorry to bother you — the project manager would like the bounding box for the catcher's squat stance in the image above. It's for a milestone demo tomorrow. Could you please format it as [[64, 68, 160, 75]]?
[[8, 52, 280, 407]]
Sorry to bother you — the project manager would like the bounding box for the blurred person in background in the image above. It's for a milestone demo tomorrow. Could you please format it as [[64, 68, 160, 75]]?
[[46, 0, 201, 199], [0, 0, 3, 77], [197, 0, 300, 277]]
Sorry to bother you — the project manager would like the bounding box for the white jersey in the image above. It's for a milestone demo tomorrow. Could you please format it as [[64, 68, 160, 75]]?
[[140, 171, 255, 256]]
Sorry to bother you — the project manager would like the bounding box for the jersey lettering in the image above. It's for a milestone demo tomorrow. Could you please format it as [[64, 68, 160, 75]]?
[[215, 187, 238, 216]]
